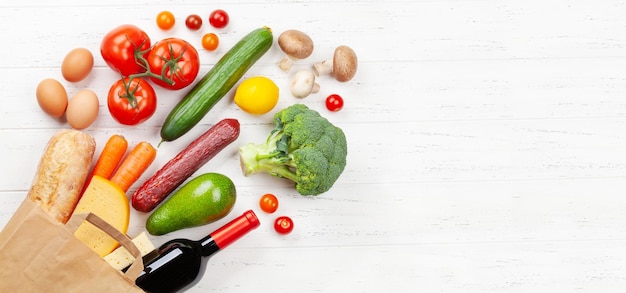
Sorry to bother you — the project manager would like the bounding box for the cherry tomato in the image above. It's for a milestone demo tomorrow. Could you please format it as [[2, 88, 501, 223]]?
[[274, 216, 294, 234], [201, 33, 219, 51], [100, 24, 151, 77], [156, 11, 175, 30], [107, 77, 157, 125], [147, 38, 200, 90], [325, 94, 344, 112], [185, 14, 203, 30], [208, 9, 229, 29], [259, 193, 279, 213]]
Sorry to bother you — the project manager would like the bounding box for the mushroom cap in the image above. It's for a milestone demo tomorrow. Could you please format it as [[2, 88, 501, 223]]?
[[290, 70, 319, 98], [332, 45, 358, 82], [278, 30, 314, 60]]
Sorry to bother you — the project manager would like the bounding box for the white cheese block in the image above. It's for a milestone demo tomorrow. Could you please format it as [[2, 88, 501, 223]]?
[[104, 231, 155, 270]]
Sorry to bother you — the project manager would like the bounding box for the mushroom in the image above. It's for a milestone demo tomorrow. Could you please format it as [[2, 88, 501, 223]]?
[[313, 45, 358, 82], [290, 69, 320, 98], [277, 30, 314, 72]]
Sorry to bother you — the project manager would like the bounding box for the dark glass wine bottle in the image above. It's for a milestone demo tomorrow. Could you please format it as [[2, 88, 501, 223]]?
[[134, 210, 260, 293]]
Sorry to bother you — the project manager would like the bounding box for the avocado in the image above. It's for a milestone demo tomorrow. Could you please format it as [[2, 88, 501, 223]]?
[[146, 173, 236, 235]]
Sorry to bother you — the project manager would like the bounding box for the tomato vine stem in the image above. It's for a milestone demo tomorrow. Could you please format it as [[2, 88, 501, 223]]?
[[117, 38, 181, 108]]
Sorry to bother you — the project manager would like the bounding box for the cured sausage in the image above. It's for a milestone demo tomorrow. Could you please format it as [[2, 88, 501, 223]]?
[[132, 119, 240, 212]]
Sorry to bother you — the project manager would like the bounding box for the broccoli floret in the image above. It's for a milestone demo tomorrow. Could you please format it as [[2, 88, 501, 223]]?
[[238, 104, 347, 195]]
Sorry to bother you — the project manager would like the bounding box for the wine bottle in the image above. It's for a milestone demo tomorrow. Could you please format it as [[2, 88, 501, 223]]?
[[134, 210, 260, 293]]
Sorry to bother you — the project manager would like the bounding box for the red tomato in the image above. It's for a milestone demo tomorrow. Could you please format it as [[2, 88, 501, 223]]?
[[147, 38, 200, 90], [185, 14, 203, 30], [100, 24, 151, 77], [208, 9, 229, 29], [107, 77, 157, 125], [259, 193, 279, 213], [201, 33, 219, 51], [274, 216, 294, 234], [325, 94, 344, 112]]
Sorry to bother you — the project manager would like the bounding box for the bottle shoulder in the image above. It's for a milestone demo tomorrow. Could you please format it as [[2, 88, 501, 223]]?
[[136, 245, 203, 292], [159, 238, 197, 252]]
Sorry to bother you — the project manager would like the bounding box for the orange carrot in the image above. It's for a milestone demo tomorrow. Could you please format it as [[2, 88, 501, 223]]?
[[110, 141, 157, 192], [91, 134, 128, 179]]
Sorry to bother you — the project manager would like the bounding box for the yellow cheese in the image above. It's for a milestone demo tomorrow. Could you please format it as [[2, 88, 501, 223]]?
[[104, 231, 155, 270], [72, 175, 130, 256]]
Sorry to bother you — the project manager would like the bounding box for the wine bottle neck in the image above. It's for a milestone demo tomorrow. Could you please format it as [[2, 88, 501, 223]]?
[[198, 235, 220, 257], [207, 210, 260, 251]]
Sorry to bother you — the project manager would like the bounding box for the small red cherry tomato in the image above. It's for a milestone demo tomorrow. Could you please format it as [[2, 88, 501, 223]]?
[[274, 216, 294, 234], [208, 9, 229, 29], [201, 33, 219, 51], [325, 94, 344, 112], [259, 193, 279, 213], [185, 14, 203, 30]]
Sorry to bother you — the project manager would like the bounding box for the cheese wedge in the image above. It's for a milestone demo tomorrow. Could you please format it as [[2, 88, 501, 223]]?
[[104, 232, 155, 270], [73, 175, 130, 256]]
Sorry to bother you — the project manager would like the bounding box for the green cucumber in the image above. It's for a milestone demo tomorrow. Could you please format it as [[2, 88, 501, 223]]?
[[160, 26, 273, 142]]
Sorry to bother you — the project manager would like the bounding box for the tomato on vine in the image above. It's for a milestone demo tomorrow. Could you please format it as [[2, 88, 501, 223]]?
[[208, 9, 229, 29], [107, 78, 157, 125], [156, 11, 175, 30], [147, 38, 200, 90], [201, 33, 219, 51], [100, 24, 151, 77]]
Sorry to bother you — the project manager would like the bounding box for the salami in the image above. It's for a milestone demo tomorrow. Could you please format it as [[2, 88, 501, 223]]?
[[132, 118, 240, 212]]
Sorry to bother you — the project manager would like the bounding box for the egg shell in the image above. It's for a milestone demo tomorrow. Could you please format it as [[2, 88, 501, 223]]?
[[66, 89, 99, 130], [36, 78, 68, 118], [61, 48, 94, 82]]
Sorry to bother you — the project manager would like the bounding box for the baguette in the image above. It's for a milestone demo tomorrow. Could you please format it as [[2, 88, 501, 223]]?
[[27, 129, 96, 223]]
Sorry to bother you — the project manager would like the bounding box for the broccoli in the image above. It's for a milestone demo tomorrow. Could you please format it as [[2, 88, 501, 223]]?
[[238, 104, 348, 195]]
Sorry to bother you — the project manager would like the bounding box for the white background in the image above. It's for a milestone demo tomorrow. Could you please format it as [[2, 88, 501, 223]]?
[[2, 1, 626, 292]]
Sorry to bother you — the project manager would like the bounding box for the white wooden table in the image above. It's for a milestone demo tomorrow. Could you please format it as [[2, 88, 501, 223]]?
[[2, 1, 626, 292]]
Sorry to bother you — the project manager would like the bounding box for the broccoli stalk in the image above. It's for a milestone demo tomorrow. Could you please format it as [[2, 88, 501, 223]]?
[[238, 104, 347, 195], [239, 131, 295, 180]]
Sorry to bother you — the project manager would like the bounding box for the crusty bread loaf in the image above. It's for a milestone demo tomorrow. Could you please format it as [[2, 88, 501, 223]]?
[[27, 129, 96, 223]]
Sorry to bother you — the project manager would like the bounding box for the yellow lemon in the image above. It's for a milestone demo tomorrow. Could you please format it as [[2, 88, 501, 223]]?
[[234, 76, 279, 114]]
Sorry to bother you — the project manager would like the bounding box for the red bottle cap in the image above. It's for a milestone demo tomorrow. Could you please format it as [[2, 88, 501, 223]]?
[[210, 210, 260, 249]]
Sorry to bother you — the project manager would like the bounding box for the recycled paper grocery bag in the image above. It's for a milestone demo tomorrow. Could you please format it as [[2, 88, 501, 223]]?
[[0, 199, 144, 292]]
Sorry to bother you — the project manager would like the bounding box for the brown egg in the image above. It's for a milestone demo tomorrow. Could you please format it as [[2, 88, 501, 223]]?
[[36, 78, 68, 118], [66, 89, 99, 130], [61, 48, 94, 82]]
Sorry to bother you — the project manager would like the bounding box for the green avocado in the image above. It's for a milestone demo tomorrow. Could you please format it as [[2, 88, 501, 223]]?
[[146, 173, 237, 236]]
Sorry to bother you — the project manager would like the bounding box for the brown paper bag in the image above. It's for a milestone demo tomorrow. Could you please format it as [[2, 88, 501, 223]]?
[[0, 199, 145, 292]]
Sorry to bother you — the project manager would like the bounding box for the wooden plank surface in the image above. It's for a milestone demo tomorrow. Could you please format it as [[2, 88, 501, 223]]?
[[2, 1, 626, 292]]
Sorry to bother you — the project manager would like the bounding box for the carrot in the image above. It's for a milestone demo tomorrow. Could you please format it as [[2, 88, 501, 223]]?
[[110, 141, 157, 192], [91, 134, 128, 179]]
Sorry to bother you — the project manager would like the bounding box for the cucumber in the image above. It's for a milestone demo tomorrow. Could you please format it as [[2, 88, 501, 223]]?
[[160, 26, 273, 142]]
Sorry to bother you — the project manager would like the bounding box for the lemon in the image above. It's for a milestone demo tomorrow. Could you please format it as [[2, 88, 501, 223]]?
[[234, 76, 279, 114]]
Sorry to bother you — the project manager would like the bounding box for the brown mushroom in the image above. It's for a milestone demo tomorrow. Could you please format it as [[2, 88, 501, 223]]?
[[277, 30, 314, 72], [313, 45, 358, 82]]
